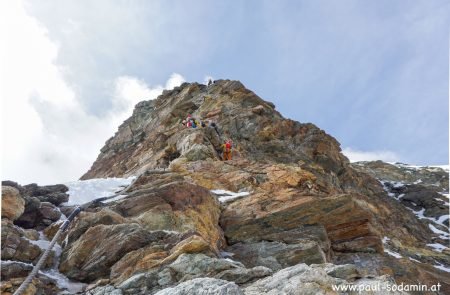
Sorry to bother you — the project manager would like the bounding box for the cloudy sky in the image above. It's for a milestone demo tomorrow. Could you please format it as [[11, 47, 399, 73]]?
[[1, 0, 449, 184]]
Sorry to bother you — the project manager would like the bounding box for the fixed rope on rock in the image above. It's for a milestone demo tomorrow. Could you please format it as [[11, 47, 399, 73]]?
[[12, 170, 157, 295], [12, 207, 81, 295]]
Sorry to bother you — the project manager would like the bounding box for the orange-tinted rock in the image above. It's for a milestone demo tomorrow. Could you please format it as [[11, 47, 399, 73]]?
[[65, 208, 128, 244], [111, 172, 225, 254], [59, 223, 155, 282], [111, 234, 211, 284], [73, 80, 449, 290], [2, 186, 25, 221], [221, 193, 382, 254]]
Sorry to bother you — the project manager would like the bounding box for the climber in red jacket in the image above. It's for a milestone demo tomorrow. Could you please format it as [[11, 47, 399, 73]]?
[[222, 140, 233, 161]]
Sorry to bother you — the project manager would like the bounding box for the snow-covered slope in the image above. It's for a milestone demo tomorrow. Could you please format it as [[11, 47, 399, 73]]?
[[64, 177, 135, 205]]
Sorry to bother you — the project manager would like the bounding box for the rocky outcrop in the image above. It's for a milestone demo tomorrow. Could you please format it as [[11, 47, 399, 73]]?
[[60, 223, 157, 282], [5, 182, 69, 230], [65, 208, 129, 244], [226, 240, 326, 271], [1, 219, 54, 267], [154, 278, 242, 295], [352, 161, 449, 191], [3, 80, 449, 294], [84, 253, 272, 294], [150, 263, 406, 295], [111, 172, 225, 252], [221, 193, 383, 254], [2, 186, 25, 221], [109, 233, 210, 284], [81, 80, 377, 197], [23, 183, 69, 206], [59, 171, 225, 284], [104, 253, 272, 294], [74, 80, 449, 291], [388, 183, 448, 219], [0, 275, 60, 295], [336, 252, 450, 293], [15, 198, 62, 230]]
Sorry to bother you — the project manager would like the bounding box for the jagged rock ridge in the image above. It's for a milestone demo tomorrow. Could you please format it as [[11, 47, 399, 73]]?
[[2, 80, 449, 294]]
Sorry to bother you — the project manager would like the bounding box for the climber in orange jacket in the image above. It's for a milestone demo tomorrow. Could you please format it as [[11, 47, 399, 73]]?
[[222, 140, 233, 161]]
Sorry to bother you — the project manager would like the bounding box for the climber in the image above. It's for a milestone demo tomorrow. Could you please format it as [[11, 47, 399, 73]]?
[[190, 118, 197, 128], [208, 79, 212, 86], [222, 139, 233, 161], [185, 114, 197, 128], [209, 121, 221, 137]]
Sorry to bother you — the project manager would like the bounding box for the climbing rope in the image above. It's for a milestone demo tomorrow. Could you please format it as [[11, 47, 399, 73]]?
[[12, 207, 81, 295], [12, 169, 165, 295]]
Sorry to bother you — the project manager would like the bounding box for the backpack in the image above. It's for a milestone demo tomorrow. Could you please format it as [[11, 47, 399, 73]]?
[[225, 142, 232, 151]]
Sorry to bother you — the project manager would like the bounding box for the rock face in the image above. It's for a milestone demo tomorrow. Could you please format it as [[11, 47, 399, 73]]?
[[60, 223, 158, 282], [352, 161, 449, 191], [1, 219, 41, 264], [81, 80, 375, 193], [0, 181, 77, 295], [75, 80, 449, 293], [154, 278, 242, 295], [3, 80, 450, 294], [150, 263, 406, 295], [227, 240, 327, 271], [242, 263, 405, 295], [23, 183, 70, 206], [58, 171, 225, 284], [106, 253, 272, 294], [6, 182, 70, 230], [2, 186, 25, 221]]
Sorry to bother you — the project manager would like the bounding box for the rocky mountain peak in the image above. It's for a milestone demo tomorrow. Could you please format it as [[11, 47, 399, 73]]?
[[81, 79, 348, 182], [2, 80, 449, 294]]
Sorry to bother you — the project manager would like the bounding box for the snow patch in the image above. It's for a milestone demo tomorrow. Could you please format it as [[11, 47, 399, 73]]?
[[429, 224, 449, 240], [382, 238, 402, 259], [64, 177, 135, 205], [27, 231, 52, 250], [22, 228, 87, 292], [438, 193, 450, 206], [161, 230, 180, 235], [39, 269, 86, 293], [389, 162, 450, 172], [433, 263, 450, 273], [426, 243, 448, 252], [211, 189, 250, 203], [384, 249, 402, 259], [1, 260, 33, 267]]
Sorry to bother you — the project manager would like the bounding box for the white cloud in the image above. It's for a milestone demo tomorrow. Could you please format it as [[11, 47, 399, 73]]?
[[111, 74, 184, 128], [165, 73, 186, 90], [0, 1, 185, 184], [342, 147, 400, 163]]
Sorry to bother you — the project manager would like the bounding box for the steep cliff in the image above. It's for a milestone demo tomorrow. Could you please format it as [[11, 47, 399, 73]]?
[[2, 80, 449, 294]]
